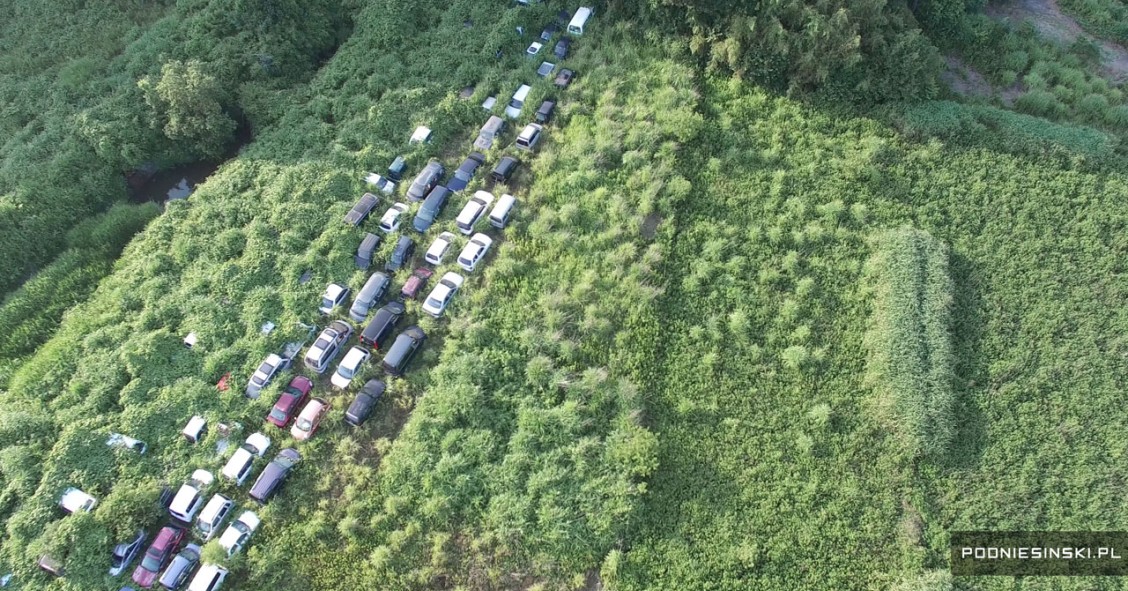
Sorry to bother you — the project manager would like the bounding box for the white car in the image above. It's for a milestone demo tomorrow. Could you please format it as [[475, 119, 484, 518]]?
[[456, 191, 494, 235], [218, 511, 260, 557], [220, 432, 271, 485], [318, 283, 350, 315], [378, 203, 409, 233], [457, 233, 493, 272], [58, 487, 97, 513], [425, 232, 456, 266], [169, 469, 215, 523], [526, 41, 543, 56], [422, 272, 465, 318], [188, 564, 227, 591], [303, 320, 352, 374], [331, 347, 371, 390], [245, 353, 288, 398]]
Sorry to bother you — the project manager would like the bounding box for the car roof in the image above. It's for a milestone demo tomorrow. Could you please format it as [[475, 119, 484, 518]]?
[[200, 494, 232, 516], [245, 432, 270, 451], [395, 235, 413, 249], [235, 510, 260, 529], [359, 379, 386, 398], [170, 485, 200, 513], [299, 399, 326, 418], [154, 525, 180, 547], [341, 347, 368, 366]]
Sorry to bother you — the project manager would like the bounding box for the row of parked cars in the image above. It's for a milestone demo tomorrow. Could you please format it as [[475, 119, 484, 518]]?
[[68, 8, 599, 590]]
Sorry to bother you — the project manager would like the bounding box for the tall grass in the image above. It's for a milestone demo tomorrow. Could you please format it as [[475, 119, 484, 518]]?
[[863, 227, 955, 459]]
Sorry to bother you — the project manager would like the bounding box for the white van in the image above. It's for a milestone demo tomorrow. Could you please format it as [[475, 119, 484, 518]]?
[[568, 7, 594, 35], [188, 564, 228, 591], [489, 194, 517, 229], [195, 494, 234, 541], [504, 84, 532, 119]]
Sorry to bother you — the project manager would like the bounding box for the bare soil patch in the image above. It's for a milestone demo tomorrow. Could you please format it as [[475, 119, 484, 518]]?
[[986, 0, 1128, 83]]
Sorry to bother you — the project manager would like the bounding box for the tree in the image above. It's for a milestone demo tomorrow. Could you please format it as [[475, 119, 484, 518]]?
[[138, 60, 236, 159]]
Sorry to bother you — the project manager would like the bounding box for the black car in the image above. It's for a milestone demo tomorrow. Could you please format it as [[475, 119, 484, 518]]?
[[381, 325, 426, 376], [385, 236, 415, 272], [387, 155, 407, 182], [249, 448, 301, 504], [345, 379, 386, 426], [446, 152, 486, 193], [535, 100, 556, 123], [491, 156, 520, 183], [406, 160, 444, 201], [554, 37, 571, 60], [359, 301, 405, 350], [412, 185, 452, 232]]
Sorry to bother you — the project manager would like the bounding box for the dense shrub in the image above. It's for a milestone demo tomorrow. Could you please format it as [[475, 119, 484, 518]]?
[[862, 228, 955, 458]]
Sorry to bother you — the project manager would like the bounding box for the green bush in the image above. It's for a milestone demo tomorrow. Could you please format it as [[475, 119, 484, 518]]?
[[862, 228, 955, 458]]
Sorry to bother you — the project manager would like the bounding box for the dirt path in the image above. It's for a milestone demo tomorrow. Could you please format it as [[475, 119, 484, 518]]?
[[986, 0, 1128, 83]]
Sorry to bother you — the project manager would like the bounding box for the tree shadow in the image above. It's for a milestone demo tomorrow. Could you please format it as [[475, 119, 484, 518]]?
[[940, 249, 988, 470]]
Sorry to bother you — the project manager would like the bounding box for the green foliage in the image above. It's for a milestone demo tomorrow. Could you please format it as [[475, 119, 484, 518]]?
[[637, 0, 942, 102], [0, 0, 352, 297], [2, 1, 1128, 590], [1058, 0, 1128, 44], [139, 60, 237, 159], [862, 228, 956, 458], [0, 203, 159, 360]]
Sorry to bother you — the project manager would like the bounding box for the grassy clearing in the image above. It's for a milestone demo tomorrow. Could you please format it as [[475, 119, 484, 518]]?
[[612, 77, 1128, 590]]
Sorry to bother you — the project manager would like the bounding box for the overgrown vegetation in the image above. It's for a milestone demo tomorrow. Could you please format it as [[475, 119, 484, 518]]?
[[0, 0, 352, 295], [862, 228, 955, 459], [2, 0, 1128, 590], [1058, 0, 1128, 44], [0, 203, 160, 365]]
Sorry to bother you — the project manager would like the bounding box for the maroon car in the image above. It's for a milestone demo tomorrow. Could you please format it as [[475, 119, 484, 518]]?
[[401, 268, 434, 300], [267, 376, 312, 428], [131, 525, 185, 588]]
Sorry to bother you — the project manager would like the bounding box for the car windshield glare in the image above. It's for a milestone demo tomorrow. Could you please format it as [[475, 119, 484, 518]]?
[[320, 297, 333, 308], [296, 419, 311, 432]]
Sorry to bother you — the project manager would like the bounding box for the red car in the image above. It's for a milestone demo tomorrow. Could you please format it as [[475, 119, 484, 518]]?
[[267, 376, 312, 428], [131, 525, 185, 588], [401, 268, 434, 300]]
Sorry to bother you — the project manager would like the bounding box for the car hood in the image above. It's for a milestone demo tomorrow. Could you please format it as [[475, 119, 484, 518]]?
[[133, 563, 159, 587]]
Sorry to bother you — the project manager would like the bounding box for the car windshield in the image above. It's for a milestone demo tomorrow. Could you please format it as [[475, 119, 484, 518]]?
[[141, 551, 162, 572], [425, 297, 443, 309], [314, 337, 330, 349], [269, 408, 288, 422], [233, 521, 250, 534], [339, 365, 355, 378], [296, 419, 312, 432], [251, 374, 266, 386], [199, 521, 212, 533], [320, 297, 334, 309]]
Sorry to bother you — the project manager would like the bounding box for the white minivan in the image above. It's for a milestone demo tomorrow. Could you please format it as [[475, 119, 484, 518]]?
[[568, 6, 594, 35], [195, 494, 235, 541], [489, 194, 517, 229], [504, 84, 532, 119]]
